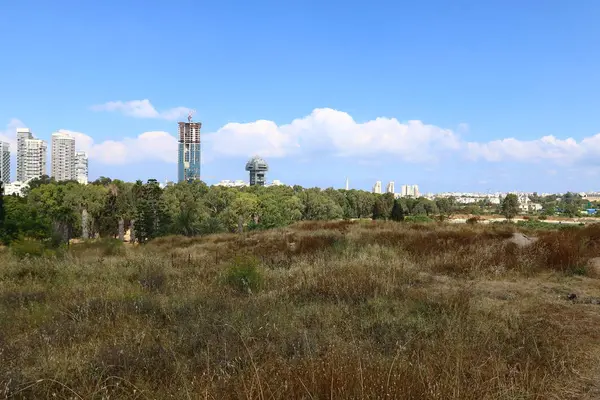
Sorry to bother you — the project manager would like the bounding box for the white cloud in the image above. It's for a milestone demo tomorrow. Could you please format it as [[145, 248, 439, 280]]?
[[57, 129, 177, 165], [466, 135, 586, 164], [205, 108, 461, 162], [90, 99, 191, 121], [0, 118, 26, 152]]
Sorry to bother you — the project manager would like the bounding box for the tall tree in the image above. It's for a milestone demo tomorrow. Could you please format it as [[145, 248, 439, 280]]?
[[390, 199, 405, 222], [133, 180, 171, 243], [501, 193, 520, 220]]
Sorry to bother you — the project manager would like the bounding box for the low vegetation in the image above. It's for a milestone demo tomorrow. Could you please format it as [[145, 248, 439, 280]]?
[[3, 221, 600, 399]]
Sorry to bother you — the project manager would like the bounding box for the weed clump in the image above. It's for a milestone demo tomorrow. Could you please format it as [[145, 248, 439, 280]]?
[[224, 256, 262, 294]]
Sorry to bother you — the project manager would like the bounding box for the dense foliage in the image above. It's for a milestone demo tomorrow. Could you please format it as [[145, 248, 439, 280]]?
[[0, 176, 450, 244], [0, 175, 593, 245]]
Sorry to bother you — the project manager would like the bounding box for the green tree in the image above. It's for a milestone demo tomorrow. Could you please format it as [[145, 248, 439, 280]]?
[[390, 199, 405, 222], [436, 196, 456, 217], [133, 180, 171, 243], [501, 193, 520, 220]]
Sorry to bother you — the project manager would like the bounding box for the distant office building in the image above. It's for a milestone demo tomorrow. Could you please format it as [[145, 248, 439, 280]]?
[[386, 181, 395, 194], [401, 184, 420, 198], [245, 156, 268, 186], [177, 114, 201, 183], [373, 181, 382, 194], [0, 141, 9, 184], [75, 151, 88, 185], [51, 131, 76, 181], [17, 128, 47, 182]]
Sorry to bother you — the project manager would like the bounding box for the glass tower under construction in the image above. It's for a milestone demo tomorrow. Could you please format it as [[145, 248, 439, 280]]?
[[177, 121, 201, 182]]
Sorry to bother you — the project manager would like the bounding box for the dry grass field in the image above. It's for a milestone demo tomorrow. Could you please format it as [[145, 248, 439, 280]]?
[[3, 220, 600, 399]]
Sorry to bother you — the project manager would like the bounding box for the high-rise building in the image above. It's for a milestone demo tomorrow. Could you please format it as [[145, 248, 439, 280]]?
[[17, 129, 47, 182], [0, 141, 10, 184], [16, 128, 32, 182], [245, 156, 268, 186], [75, 151, 88, 185], [401, 184, 420, 198], [373, 181, 382, 194], [345, 177, 349, 191], [177, 113, 201, 183], [51, 132, 76, 181], [386, 181, 395, 194]]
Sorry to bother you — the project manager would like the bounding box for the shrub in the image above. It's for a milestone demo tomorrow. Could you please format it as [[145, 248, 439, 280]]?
[[539, 215, 548, 221], [74, 238, 125, 256], [466, 216, 480, 224], [405, 215, 434, 223], [10, 239, 49, 259], [224, 256, 262, 294]]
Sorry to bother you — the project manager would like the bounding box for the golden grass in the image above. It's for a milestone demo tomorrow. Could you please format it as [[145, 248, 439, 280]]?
[[2, 221, 600, 399]]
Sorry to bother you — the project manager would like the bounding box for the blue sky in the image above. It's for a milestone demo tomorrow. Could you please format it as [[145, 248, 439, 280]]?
[[2, 0, 600, 193]]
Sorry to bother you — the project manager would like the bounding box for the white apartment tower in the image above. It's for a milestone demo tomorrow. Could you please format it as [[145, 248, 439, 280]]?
[[401, 184, 420, 198], [16, 128, 32, 182], [51, 132, 76, 181], [75, 151, 88, 185], [0, 141, 9, 184], [16, 128, 47, 182], [373, 180, 382, 194], [386, 181, 395, 194]]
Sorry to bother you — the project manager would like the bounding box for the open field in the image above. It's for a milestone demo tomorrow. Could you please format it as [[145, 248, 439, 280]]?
[[3, 221, 600, 399]]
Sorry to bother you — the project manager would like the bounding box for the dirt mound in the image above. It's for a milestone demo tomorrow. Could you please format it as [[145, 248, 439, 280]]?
[[508, 232, 538, 247]]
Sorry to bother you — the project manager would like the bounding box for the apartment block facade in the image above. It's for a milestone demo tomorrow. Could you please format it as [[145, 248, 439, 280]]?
[[51, 132, 76, 181], [0, 141, 9, 184], [372, 180, 382, 194], [75, 151, 88, 185], [16, 128, 32, 182]]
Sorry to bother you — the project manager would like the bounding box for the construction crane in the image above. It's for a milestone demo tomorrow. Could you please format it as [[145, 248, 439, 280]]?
[[187, 109, 196, 123]]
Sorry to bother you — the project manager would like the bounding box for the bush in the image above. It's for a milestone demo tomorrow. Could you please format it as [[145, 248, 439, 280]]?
[[466, 216, 480, 225], [405, 215, 434, 223], [539, 215, 548, 221], [10, 239, 57, 259], [224, 256, 262, 294]]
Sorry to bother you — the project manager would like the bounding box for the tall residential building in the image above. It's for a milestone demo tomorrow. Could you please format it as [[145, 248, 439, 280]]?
[[401, 184, 420, 198], [177, 116, 201, 183], [75, 151, 88, 185], [16, 128, 32, 182], [51, 132, 76, 181], [0, 141, 9, 184], [17, 128, 47, 182], [386, 181, 395, 194], [372, 180, 382, 194]]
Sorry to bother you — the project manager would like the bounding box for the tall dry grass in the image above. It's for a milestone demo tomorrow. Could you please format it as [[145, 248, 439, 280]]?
[[2, 221, 600, 399]]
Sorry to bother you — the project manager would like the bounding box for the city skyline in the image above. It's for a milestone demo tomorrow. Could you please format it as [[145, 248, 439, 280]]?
[[3, 2, 600, 192]]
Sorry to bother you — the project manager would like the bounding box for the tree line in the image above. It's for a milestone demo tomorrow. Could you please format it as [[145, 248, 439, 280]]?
[[1, 176, 590, 245], [0, 176, 466, 244]]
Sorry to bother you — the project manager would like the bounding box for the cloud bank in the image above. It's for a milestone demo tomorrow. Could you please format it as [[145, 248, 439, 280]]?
[[90, 99, 191, 121], [60, 129, 177, 165], [3, 106, 600, 168]]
